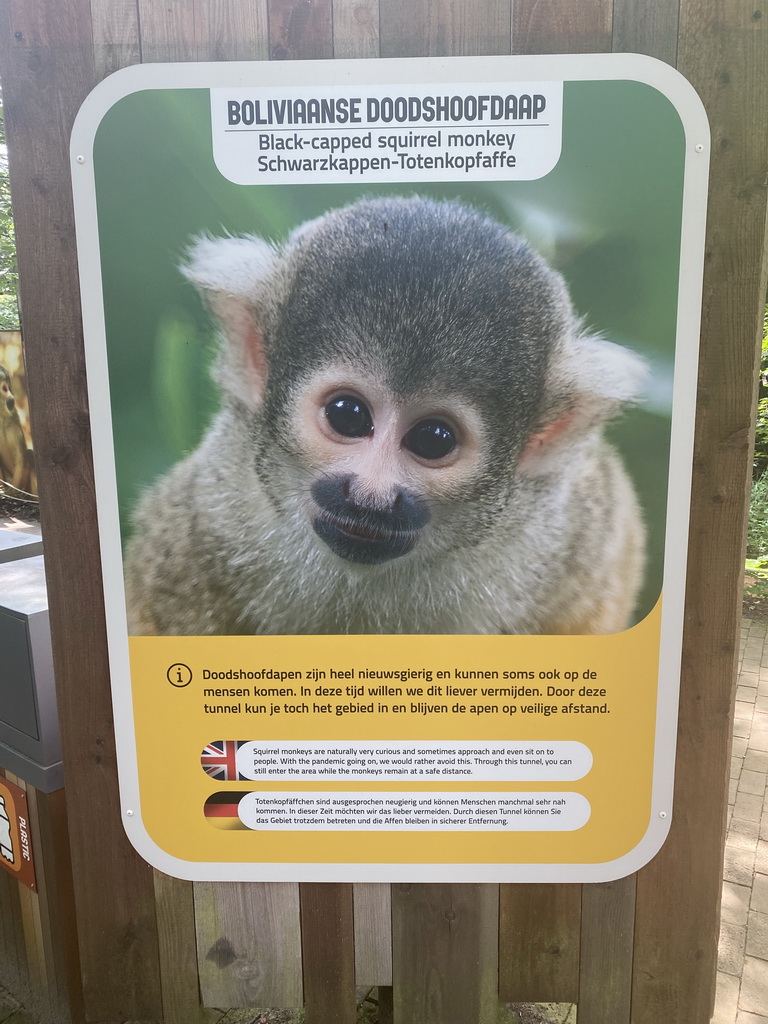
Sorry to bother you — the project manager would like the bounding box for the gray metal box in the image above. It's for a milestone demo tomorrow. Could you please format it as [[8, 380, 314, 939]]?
[[0, 554, 62, 791], [0, 527, 42, 563]]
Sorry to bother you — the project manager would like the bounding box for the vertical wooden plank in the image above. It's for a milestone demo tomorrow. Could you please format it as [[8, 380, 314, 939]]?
[[8, 774, 53, 1022], [332, 0, 380, 58], [154, 872, 206, 1024], [376, 9, 509, 1020], [137, 0, 196, 62], [195, 0, 270, 61], [188, 4, 308, 1011], [632, 3, 768, 1021], [267, 0, 333, 60], [379, 0, 435, 57], [300, 882, 356, 1024], [17, 873, 51, 1021], [195, 881, 303, 1008], [26, 787, 85, 1024], [0, 2, 164, 1018], [0, 870, 30, 1006], [512, 0, 612, 54], [354, 882, 392, 986], [0, 774, 30, 1007], [435, 0, 512, 56], [498, 884, 580, 1003], [504, 7, 616, 1007], [612, 0, 680, 66], [579, 877, 635, 1023], [90, 0, 140, 80], [380, 0, 511, 57], [392, 883, 499, 1024]]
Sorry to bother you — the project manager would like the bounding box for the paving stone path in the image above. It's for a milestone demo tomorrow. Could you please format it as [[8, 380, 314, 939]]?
[[713, 616, 768, 1023]]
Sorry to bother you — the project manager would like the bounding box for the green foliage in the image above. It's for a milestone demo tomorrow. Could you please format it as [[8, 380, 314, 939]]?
[[746, 305, 768, 617], [753, 306, 768, 479], [0, 93, 20, 330], [746, 474, 768, 558], [744, 547, 768, 620]]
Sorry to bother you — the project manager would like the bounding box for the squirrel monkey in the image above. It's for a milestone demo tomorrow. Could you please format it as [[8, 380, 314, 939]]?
[[0, 365, 36, 497], [124, 197, 647, 635]]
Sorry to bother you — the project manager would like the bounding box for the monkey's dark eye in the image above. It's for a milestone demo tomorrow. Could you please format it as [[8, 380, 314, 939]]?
[[403, 420, 457, 460], [325, 396, 373, 438]]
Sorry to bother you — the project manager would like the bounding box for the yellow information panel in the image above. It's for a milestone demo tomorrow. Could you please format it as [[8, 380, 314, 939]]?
[[131, 610, 660, 871], [71, 54, 709, 881]]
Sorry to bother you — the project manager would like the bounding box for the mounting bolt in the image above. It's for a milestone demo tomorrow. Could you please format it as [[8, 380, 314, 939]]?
[[659, 811, 667, 819], [76, 154, 85, 164], [126, 809, 134, 817], [694, 144, 704, 153]]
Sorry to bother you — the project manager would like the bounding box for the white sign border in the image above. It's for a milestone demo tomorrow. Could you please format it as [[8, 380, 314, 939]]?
[[70, 52, 710, 883]]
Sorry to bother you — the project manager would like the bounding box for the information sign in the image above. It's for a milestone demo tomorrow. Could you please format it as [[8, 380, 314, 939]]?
[[71, 54, 709, 881]]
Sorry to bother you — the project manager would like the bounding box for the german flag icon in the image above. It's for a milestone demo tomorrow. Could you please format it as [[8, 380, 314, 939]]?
[[203, 792, 249, 830]]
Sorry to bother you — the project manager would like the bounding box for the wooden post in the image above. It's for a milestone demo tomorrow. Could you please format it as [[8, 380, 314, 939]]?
[[0, 2, 163, 1018], [632, 2, 768, 1020]]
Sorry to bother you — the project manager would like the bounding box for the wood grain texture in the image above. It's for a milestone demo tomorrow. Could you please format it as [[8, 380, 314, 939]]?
[[155, 872, 206, 1024], [0, 2, 163, 1019], [580, 877, 635, 1023], [27, 787, 84, 1024], [498, 883, 580, 1003], [300, 882, 356, 1024], [379, 0, 434, 56], [612, 0, 680, 65], [195, 881, 303, 1008], [195, 0, 270, 61], [380, 0, 511, 56], [0, 770, 31, 1007], [17, 872, 50, 1021], [353, 882, 392, 986], [392, 883, 499, 1024], [0, 868, 30, 1006], [268, 0, 333, 60], [631, 4, 768, 1021], [138, 0, 196, 62], [5, 775, 46, 1015], [90, 0, 140, 79], [333, 0, 380, 58], [434, 0, 512, 56], [512, 0, 612, 54], [13, 781, 82, 1024]]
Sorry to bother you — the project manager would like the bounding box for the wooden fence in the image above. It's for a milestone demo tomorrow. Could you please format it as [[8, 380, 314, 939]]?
[[0, 2, 766, 1022]]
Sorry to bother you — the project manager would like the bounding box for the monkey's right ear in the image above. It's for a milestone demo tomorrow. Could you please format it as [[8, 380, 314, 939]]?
[[520, 334, 648, 475], [181, 235, 277, 411]]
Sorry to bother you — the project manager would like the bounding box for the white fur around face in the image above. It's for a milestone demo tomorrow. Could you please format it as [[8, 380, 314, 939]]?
[[181, 234, 277, 301]]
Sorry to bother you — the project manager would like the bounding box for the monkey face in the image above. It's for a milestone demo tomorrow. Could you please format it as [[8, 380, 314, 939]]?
[[182, 197, 647, 582], [287, 367, 487, 566], [0, 367, 15, 415]]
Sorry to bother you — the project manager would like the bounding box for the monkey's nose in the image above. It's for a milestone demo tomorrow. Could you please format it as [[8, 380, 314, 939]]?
[[312, 475, 430, 529], [5, 396, 13, 412], [341, 476, 425, 521]]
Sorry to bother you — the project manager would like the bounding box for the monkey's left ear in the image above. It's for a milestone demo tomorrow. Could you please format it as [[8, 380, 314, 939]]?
[[181, 235, 277, 411], [520, 334, 648, 474]]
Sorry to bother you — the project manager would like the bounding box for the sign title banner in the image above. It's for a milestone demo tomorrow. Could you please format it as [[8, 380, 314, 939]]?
[[212, 82, 563, 183]]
